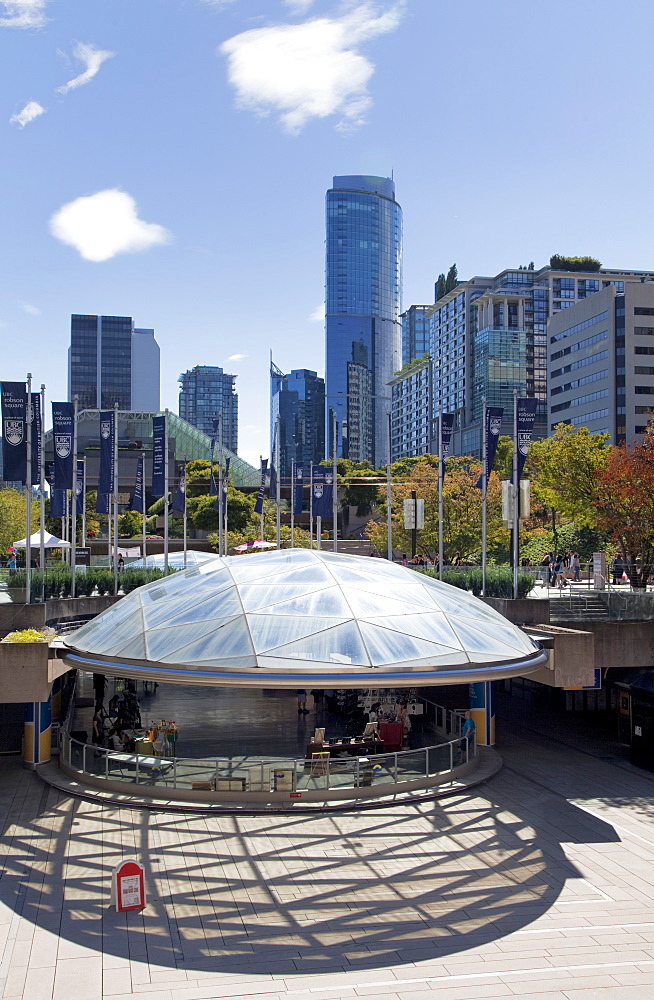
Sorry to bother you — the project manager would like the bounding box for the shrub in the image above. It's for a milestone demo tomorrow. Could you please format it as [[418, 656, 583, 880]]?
[[420, 566, 534, 599]]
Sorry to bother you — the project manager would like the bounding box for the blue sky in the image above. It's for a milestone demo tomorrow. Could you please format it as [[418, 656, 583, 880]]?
[[3, 0, 654, 467]]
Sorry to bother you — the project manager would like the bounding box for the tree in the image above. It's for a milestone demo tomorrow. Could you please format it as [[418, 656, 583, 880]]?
[[591, 426, 654, 588], [445, 263, 458, 293], [435, 273, 447, 300], [118, 510, 142, 537], [526, 424, 610, 529], [331, 458, 381, 517], [0, 489, 40, 555], [549, 254, 601, 272], [189, 486, 254, 533]]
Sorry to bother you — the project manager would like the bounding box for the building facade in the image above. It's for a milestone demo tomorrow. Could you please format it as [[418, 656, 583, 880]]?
[[68, 314, 160, 411], [548, 281, 654, 444], [270, 368, 325, 480], [388, 358, 432, 462], [325, 175, 402, 467], [178, 366, 238, 453], [421, 264, 654, 457], [401, 304, 430, 366]]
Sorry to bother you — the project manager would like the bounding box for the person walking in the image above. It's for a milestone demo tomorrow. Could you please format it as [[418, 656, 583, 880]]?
[[570, 552, 581, 583], [458, 711, 476, 763]]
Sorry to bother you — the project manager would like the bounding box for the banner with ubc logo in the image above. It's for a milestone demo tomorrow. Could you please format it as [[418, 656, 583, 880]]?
[[1, 382, 27, 484], [99, 410, 115, 496], [52, 401, 74, 491]]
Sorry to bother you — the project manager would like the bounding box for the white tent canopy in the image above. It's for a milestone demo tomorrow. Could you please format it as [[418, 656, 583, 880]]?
[[12, 530, 71, 549]]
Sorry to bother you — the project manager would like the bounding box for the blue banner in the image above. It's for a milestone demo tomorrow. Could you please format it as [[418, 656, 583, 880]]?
[[45, 462, 55, 486], [293, 463, 304, 516], [151, 415, 165, 497], [75, 460, 85, 515], [440, 413, 455, 481], [516, 397, 538, 481], [99, 410, 114, 496], [95, 492, 110, 515], [132, 455, 145, 513], [172, 466, 186, 515], [311, 466, 333, 519], [51, 489, 67, 518], [476, 406, 504, 489], [269, 424, 278, 499], [52, 401, 74, 491], [1, 381, 27, 484], [253, 459, 268, 515], [30, 396, 42, 487]]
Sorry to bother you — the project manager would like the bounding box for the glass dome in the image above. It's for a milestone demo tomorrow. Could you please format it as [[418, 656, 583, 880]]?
[[128, 549, 218, 570], [63, 549, 547, 687]]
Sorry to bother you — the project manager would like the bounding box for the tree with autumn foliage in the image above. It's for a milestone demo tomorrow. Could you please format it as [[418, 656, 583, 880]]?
[[591, 426, 654, 588], [365, 455, 507, 563]]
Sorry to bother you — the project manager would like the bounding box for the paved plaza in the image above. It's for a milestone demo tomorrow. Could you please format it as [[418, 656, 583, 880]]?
[[0, 701, 653, 1000]]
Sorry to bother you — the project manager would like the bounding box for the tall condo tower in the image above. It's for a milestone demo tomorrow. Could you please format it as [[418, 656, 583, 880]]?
[[325, 175, 402, 466], [178, 365, 238, 453]]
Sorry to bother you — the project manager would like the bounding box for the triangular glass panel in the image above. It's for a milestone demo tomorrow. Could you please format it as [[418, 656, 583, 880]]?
[[163, 616, 254, 662], [141, 578, 235, 628], [238, 583, 328, 613], [73, 605, 145, 654], [111, 633, 148, 661], [446, 614, 537, 653], [358, 621, 466, 665], [420, 578, 501, 618], [158, 588, 243, 628], [246, 613, 350, 653], [262, 621, 370, 665], [146, 617, 236, 661], [339, 586, 432, 618], [359, 613, 464, 650], [327, 563, 405, 587], [252, 586, 352, 618]]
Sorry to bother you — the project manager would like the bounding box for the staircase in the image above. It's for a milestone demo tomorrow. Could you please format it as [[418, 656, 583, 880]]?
[[549, 592, 612, 622]]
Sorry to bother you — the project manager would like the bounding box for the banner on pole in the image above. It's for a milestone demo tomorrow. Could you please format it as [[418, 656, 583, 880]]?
[[293, 463, 304, 516], [440, 413, 455, 480], [516, 397, 538, 481], [98, 410, 115, 496], [1, 381, 27, 484], [253, 458, 268, 515], [311, 467, 333, 519], [95, 492, 110, 514], [172, 467, 186, 515], [31, 396, 42, 487], [151, 415, 165, 497], [52, 401, 74, 491], [75, 460, 85, 515], [132, 456, 145, 514], [51, 488, 67, 518], [476, 406, 504, 489]]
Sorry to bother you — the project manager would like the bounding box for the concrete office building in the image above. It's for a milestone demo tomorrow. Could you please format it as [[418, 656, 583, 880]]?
[[325, 175, 402, 467], [68, 314, 160, 411], [270, 366, 325, 481], [178, 366, 238, 453], [388, 357, 432, 462], [421, 264, 654, 457], [548, 280, 654, 444]]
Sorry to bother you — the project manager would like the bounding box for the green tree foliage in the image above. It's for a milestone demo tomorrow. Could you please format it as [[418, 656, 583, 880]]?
[[549, 254, 601, 272], [0, 489, 40, 555], [328, 458, 381, 516], [189, 486, 254, 533], [435, 273, 447, 300], [445, 263, 458, 292], [526, 424, 610, 529], [118, 510, 143, 537]]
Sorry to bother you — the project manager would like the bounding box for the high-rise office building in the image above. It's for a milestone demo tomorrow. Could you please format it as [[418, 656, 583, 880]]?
[[389, 357, 432, 461], [421, 263, 654, 457], [178, 365, 238, 453], [270, 366, 325, 480], [68, 314, 160, 411], [325, 175, 402, 467], [401, 304, 430, 366], [548, 280, 654, 445]]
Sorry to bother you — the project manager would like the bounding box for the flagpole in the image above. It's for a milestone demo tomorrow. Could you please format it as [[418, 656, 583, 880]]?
[[39, 384, 46, 599], [25, 373, 32, 604], [512, 390, 519, 600], [387, 412, 393, 562], [317, 515, 322, 550], [223, 462, 229, 553], [183, 463, 188, 568], [438, 408, 443, 581], [275, 412, 281, 550], [309, 462, 313, 550], [332, 412, 338, 552], [290, 458, 295, 548], [140, 453, 146, 565], [71, 395, 78, 598], [163, 409, 169, 575], [113, 401, 119, 596], [81, 458, 87, 549], [218, 414, 224, 556], [481, 397, 487, 599]]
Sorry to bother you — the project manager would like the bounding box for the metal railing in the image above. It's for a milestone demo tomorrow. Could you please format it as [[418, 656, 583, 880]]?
[[59, 731, 476, 796]]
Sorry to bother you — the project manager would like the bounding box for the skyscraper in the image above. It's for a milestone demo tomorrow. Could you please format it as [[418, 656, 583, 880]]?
[[178, 365, 238, 453], [68, 314, 160, 411], [270, 365, 325, 480], [325, 175, 402, 467]]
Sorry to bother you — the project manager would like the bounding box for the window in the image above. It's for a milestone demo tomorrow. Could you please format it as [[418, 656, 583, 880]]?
[[635, 386, 654, 394], [635, 366, 654, 375], [634, 327, 654, 336], [635, 307, 654, 316], [550, 312, 609, 344], [551, 389, 609, 413], [635, 345, 654, 355]]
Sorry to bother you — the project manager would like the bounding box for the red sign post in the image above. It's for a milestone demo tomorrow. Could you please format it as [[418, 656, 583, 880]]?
[[111, 858, 146, 912]]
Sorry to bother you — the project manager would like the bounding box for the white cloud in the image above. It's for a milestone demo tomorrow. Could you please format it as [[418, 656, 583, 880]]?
[[0, 0, 48, 29], [49, 189, 171, 263], [219, 2, 405, 133], [283, 0, 316, 13], [9, 100, 45, 127], [21, 302, 41, 315], [309, 303, 324, 322], [228, 353, 248, 361], [56, 41, 115, 94]]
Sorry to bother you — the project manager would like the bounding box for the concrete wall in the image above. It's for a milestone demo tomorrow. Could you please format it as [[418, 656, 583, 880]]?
[[0, 643, 55, 703], [0, 596, 121, 637], [483, 598, 550, 625]]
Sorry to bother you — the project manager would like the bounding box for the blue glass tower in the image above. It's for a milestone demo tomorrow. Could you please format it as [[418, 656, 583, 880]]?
[[325, 175, 402, 466]]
